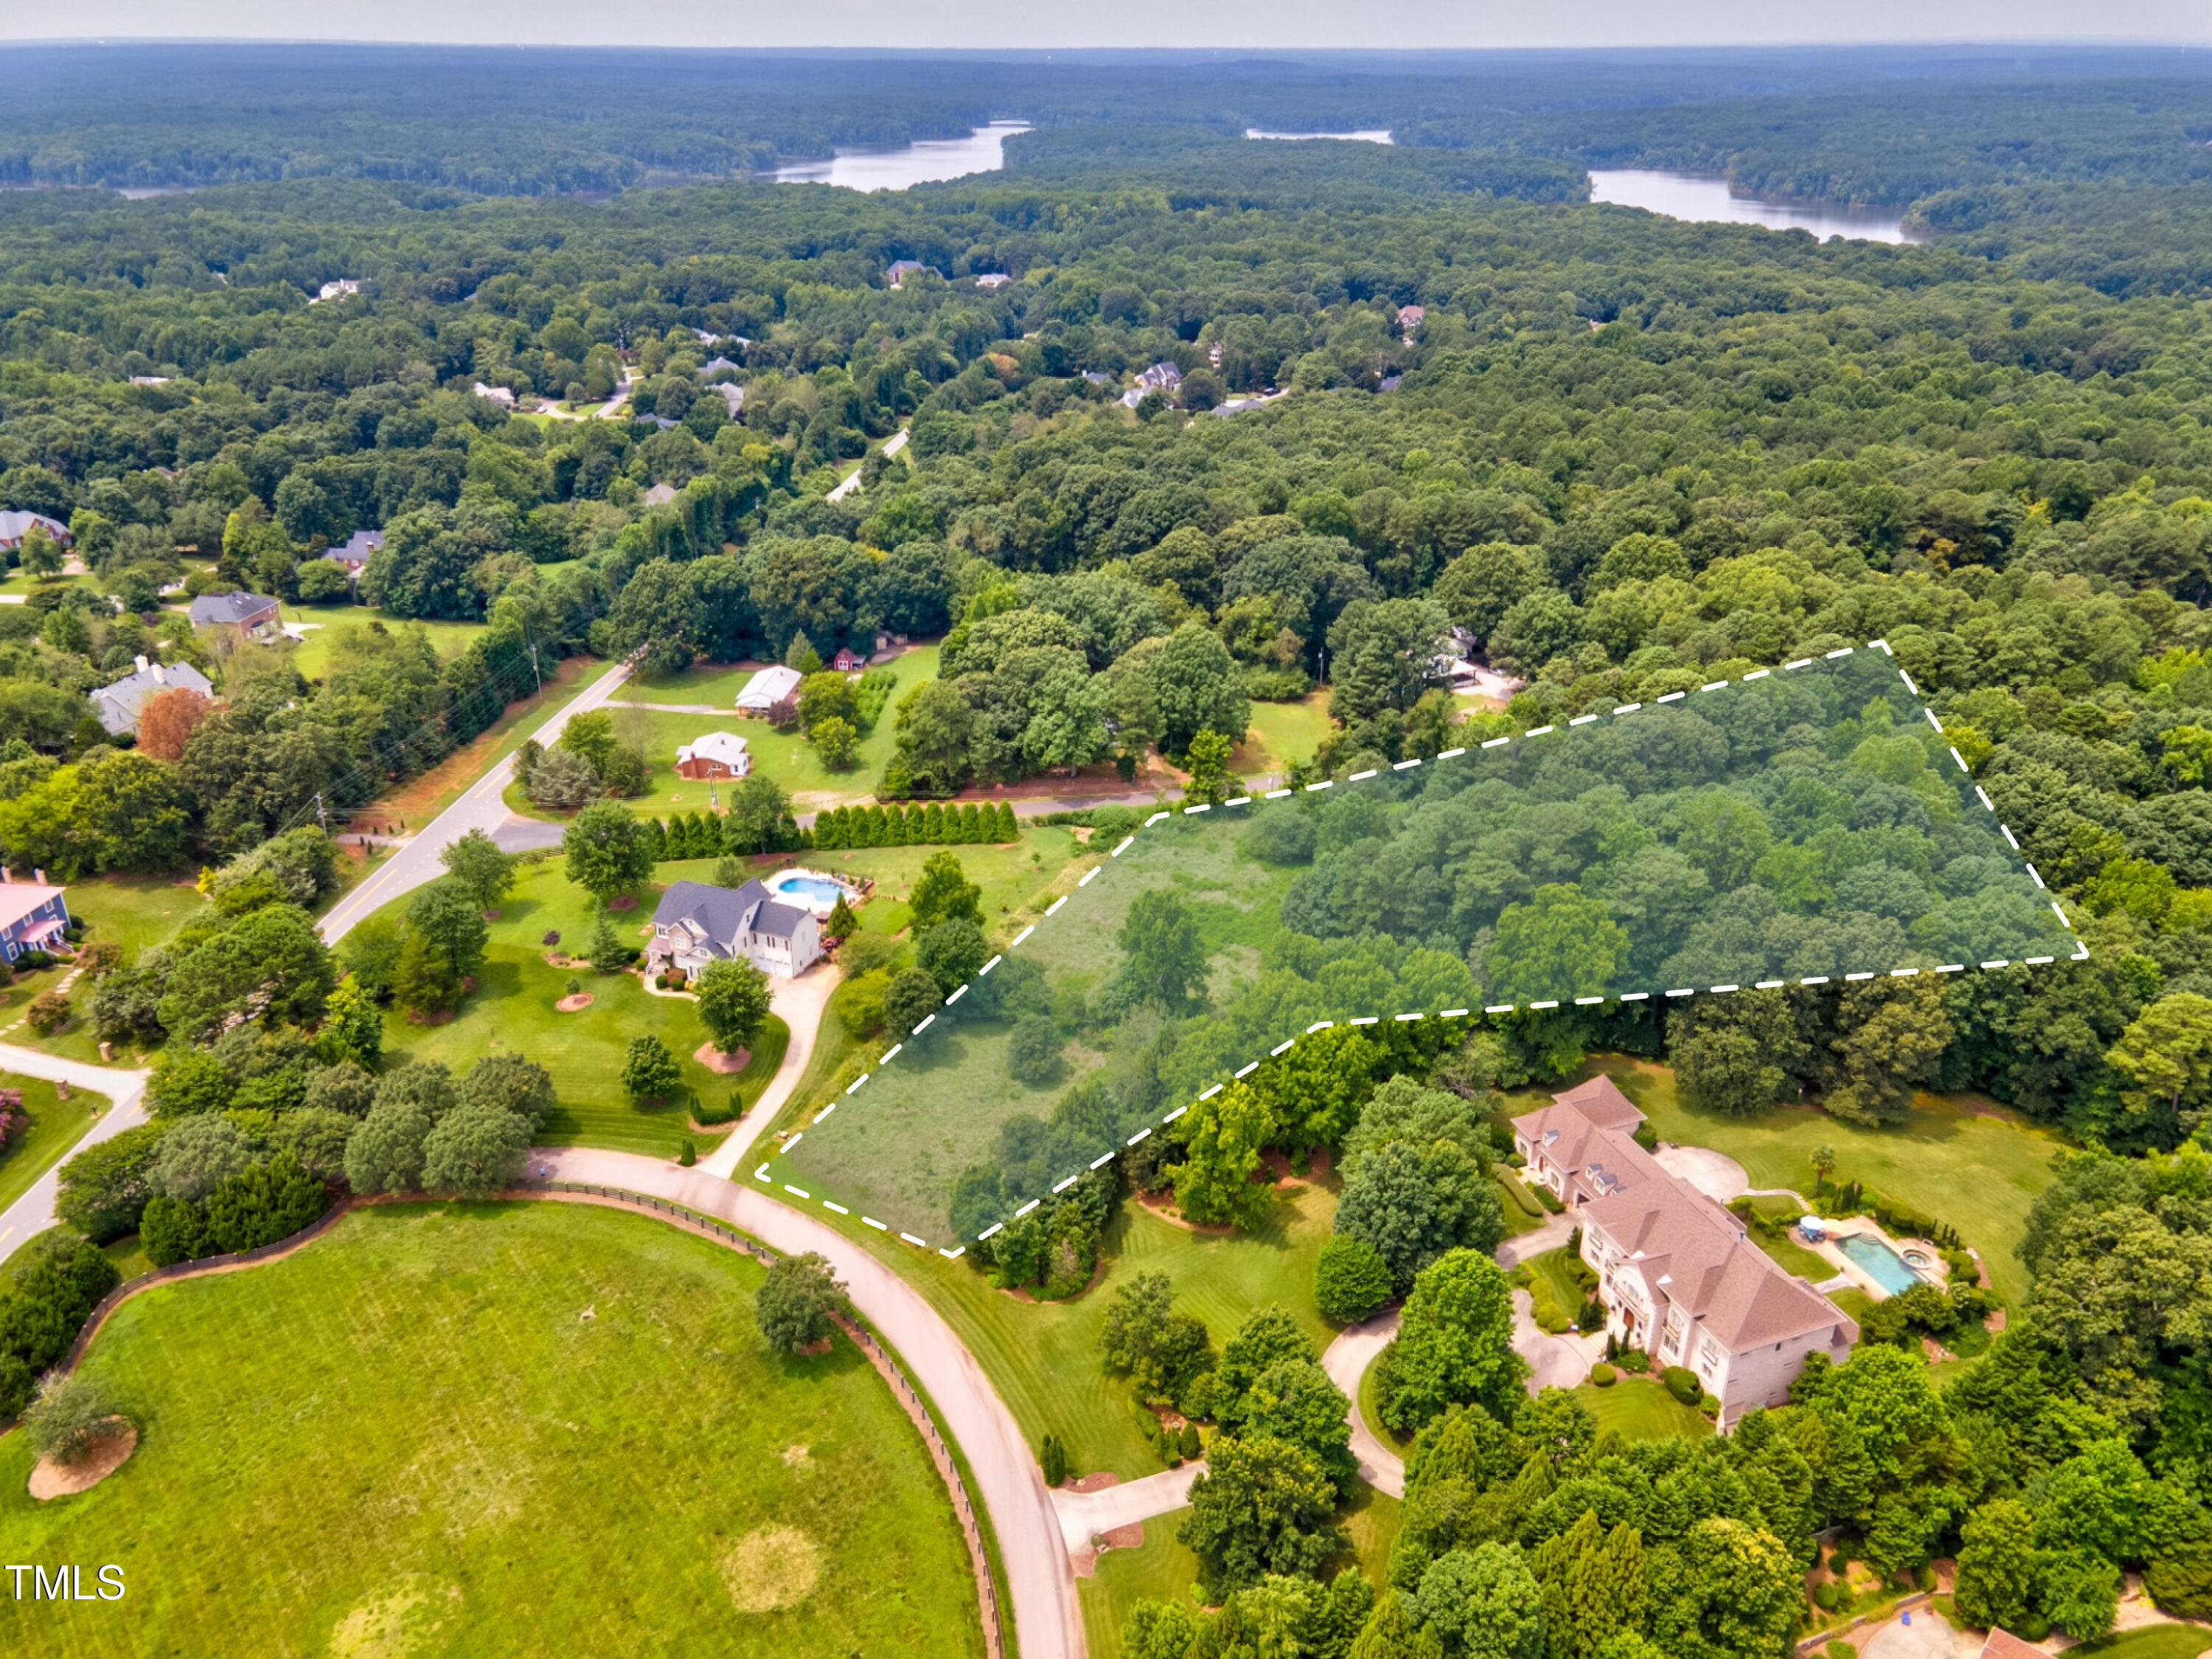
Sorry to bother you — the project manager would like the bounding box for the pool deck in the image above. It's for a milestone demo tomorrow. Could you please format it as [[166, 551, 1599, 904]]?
[[1797, 1218, 1947, 1302]]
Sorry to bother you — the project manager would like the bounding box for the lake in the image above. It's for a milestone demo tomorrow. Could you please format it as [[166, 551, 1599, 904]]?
[[773, 122, 1032, 191], [1245, 128, 1395, 145], [1588, 169, 1919, 243]]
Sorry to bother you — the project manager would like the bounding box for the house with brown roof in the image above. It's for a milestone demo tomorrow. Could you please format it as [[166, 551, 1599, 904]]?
[[1513, 1077, 1857, 1427]]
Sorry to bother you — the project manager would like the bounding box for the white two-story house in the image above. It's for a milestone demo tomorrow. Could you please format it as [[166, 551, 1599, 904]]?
[[648, 879, 821, 980], [1514, 1077, 1857, 1427]]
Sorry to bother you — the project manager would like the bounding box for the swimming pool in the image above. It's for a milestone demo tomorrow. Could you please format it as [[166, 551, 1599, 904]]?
[[1836, 1231, 1926, 1297], [771, 874, 848, 912]]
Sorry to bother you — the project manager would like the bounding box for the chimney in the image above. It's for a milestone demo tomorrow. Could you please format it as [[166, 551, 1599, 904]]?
[[1, 868, 12, 884], [134, 654, 149, 672], [32, 869, 45, 886]]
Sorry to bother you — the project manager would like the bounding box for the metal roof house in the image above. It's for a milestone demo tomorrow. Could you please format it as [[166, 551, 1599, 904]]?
[[649, 879, 821, 980], [90, 655, 215, 737], [734, 664, 804, 720]]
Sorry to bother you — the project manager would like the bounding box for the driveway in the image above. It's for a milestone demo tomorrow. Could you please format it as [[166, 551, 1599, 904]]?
[[1857, 1607, 1955, 1659], [1497, 1211, 1577, 1267], [1048, 1465, 1202, 1555], [1655, 1144, 1750, 1203], [534, 1146, 1081, 1659], [1513, 1288, 1606, 1391], [1321, 1310, 1406, 1498], [0, 1047, 152, 1266], [700, 964, 841, 1178], [318, 656, 636, 943]]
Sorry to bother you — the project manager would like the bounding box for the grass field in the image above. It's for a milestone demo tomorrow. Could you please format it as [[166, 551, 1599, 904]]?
[[0, 1203, 986, 1658], [1531, 1057, 2063, 1301], [0, 1074, 91, 1222], [804, 1175, 1340, 1482], [778, 808, 1297, 1239], [1237, 692, 1335, 777], [616, 645, 940, 810], [2065, 1626, 2212, 1659], [1574, 1377, 1714, 1441], [375, 858, 802, 1155], [280, 605, 489, 680]]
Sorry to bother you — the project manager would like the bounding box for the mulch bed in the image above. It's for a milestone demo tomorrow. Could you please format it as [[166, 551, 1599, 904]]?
[[556, 993, 594, 1013], [694, 1043, 751, 1074]]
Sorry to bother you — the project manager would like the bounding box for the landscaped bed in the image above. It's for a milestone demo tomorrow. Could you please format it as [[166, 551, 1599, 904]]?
[[0, 1202, 987, 1658]]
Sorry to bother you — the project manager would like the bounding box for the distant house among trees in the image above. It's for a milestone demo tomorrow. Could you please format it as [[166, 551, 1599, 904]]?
[[1514, 1076, 1858, 1427], [675, 730, 751, 780], [0, 872, 69, 964], [650, 879, 821, 979], [471, 381, 516, 406], [0, 511, 72, 552], [311, 279, 361, 302], [734, 664, 804, 720], [886, 260, 932, 289], [1121, 361, 1183, 407], [187, 590, 282, 643], [1397, 303, 1426, 333], [321, 529, 383, 578], [88, 655, 216, 737], [973, 273, 1012, 289], [832, 647, 868, 673]]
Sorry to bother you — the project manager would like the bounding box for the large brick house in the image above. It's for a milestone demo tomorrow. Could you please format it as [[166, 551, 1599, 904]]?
[[675, 731, 751, 780], [1513, 1077, 1857, 1427]]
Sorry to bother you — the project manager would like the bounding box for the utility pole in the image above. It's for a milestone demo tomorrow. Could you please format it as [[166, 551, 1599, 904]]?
[[313, 791, 328, 830]]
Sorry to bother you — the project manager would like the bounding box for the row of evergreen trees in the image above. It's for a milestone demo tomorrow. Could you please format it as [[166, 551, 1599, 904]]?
[[812, 801, 1019, 849], [635, 799, 1021, 865]]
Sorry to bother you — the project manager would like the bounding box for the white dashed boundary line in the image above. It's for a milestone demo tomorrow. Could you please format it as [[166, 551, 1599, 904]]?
[[761, 638, 2086, 1251]]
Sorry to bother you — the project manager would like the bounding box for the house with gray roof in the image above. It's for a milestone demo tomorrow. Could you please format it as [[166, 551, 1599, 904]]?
[[187, 590, 282, 641], [90, 655, 215, 737], [649, 879, 821, 980], [323, 529, 384, 577], [1514, 1077, 1857, 1427]]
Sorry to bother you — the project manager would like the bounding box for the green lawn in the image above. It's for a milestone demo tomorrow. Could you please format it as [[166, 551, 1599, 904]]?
[[1081, 1516, 1203, 1657], [0, 1074, 92, 1223], [280, 605, 489, 680], [0, 1203, 986, 1658], [1526, 1246, 1592, 1313], [1573, 1377, 1714, 1441], [1747, 1224, 1834, 1282], [376, 858, 799, 1156], [1237, 692, 1335, 777], [617, 645, 941, 811], [1542, 1057, 2063, 1301], [1494, 1170, 1550, 1235], [2067, 1627, 2212, 1659]]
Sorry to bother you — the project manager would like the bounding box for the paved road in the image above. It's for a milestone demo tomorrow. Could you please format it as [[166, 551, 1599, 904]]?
[[537, 1147, 1082, 1659], [700, 966, 839, 1178], [1048, 1465, 1202, 1554], [0, 1048, 152, 1266], [1319, 1310, 1407, 1498], [318, 657, 637, 943]]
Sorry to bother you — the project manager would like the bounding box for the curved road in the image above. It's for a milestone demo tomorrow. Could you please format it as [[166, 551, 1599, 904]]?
[[538, 1145, 1082, 1659], [0, 1047, 151, 1265], [319, 656, 637, 944]]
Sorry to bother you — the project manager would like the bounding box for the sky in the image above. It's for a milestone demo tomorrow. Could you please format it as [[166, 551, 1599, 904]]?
[[9, 1, 2212, 49]]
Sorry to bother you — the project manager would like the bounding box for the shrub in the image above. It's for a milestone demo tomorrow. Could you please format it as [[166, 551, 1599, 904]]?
[[1531, 1183, 1565, 1214], [141, 1194, 211, 1266], [678, 1138, 696, 1167], [25, 990, 69, 1035], [1040, 1431, 1068, 1486], [1700, 1393, 1721, 1415], [1617, 1348, 1650, 1374], [1314, 1234, 1394, 1325], [1590, 1362, 1617, 1387], [1661, 1365, 1700, 1404], [1576, 1297, 1605, 1333], [1812, 1582, 1840, 1612], [0, 1089, 26, 1156], [1827, 1642, 1858, 1659], [21, 1372, 124, 1464], [1178, 1422, 1202, 1459], [55, 1123, 166, 1242]]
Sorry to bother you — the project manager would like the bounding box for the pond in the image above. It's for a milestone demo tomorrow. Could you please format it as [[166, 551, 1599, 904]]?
[[1245, 128, 1394, 144], [773, 122, 1031, 191], [1588, 169, 1921, 243]]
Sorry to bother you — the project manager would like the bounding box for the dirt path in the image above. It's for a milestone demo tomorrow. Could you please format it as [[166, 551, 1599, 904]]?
[[537, 1147, 1082, 1659]]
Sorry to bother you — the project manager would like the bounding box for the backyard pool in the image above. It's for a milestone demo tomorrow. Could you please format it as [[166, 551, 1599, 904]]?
[[769, 872, 852, 916], [1836, 1231, 1927, 1297]]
